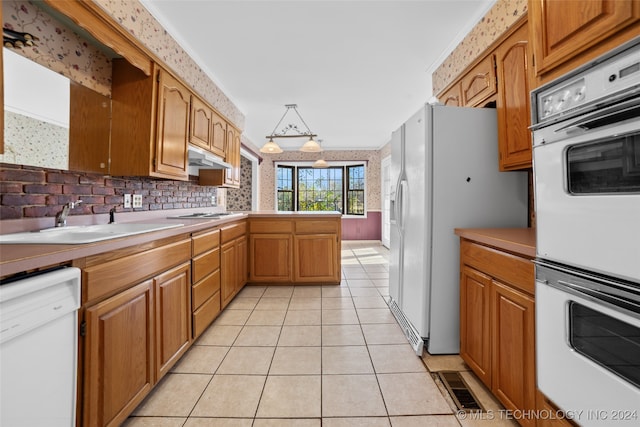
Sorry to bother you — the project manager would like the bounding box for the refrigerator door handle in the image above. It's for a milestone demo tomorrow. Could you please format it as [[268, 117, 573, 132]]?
[[399, 179, 408, 232], [394, 176, 403, 230]]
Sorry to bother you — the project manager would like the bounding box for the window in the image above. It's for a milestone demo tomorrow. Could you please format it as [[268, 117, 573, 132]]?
[[276, 163, 366, 216], [277, 166, 294, 211]]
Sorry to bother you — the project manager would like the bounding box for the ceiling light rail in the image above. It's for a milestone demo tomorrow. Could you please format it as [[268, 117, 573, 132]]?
[[261, 104, 323, 153]]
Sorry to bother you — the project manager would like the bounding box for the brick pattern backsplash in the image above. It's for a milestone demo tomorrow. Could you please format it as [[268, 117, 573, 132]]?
[[0, 163, 220, 220]]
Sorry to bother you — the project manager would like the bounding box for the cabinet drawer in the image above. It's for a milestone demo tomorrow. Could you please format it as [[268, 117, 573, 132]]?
[[295, 219, 338, 234], [461, 54, 497, 106], [460, 240, 534, 295], [221, 221, 247, 243], [83, 239, 191, 304], [192, 247, 220, 283], [193, 291, 221, 338], [192, 228, 220, 255], [192, 269, 220, 310], [249, 219, 292, 234]]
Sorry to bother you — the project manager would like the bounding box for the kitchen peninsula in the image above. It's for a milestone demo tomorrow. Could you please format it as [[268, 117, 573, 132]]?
[[0, 210, 341, 427]]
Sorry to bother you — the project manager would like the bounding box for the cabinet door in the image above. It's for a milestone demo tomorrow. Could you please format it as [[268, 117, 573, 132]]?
[[236, 236, 248, 291], [461, 54, 497, 107], [232, 131, 242, 186], [155, 262, 191, 380], [222, 126, 241, 188], [460, 266, 491, 386], [491, 280, 536, 427], [211, 110, 227, 158], [293, 234, 339, 283], [154, 69, 190, 179], [530, 0, 640, 77], [84, 280, 154, 427], [221, 240, 237, 308], [69, 82, 111, 173], [190, 96, 213, 150], [496, 22, 532, 171], [249, 234, 293, 282], [439, 83, 462, 106], [224, 127, 236, 186]]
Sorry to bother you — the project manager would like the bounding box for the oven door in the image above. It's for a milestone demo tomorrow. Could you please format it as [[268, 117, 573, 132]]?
[[536, 262, 640, 425], [533, 107, 640, 282]]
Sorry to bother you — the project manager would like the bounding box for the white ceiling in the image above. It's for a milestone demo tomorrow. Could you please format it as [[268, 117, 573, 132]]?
[[140, 0, 496, 151]]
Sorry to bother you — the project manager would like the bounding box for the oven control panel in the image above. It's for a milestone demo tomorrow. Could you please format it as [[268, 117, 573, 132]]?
[[533, 37, 640, 126]]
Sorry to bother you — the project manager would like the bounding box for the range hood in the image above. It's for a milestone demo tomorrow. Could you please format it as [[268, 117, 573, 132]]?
[[188, 145, 231, 169]]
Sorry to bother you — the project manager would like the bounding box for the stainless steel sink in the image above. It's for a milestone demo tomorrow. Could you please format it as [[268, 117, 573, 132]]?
[[167, 212, 243, 219], [0, 223, 184, 244]]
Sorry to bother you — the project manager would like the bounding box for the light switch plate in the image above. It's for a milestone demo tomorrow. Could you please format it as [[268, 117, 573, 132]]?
[[123, 194, 132, 208], [132, 194, 143, 208]]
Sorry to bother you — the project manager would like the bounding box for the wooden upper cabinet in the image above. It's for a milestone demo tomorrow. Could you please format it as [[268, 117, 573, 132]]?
[[211, 110, 227, 158], [155, 70, 190, 179], [68, 82, 111, 173], [496, 20, 533, 171], [111, 60, 189, 180], [190, 96, 213, 151], [439, 83, 462, 107], [461, 54, 497, 107], [190, 96, 227, 158], [224, 126, 241, 188], [530, 0, 640, 83]]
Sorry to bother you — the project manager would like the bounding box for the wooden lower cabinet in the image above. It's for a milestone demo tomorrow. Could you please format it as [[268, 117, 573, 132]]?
[[154, 262, 191, 380], [459, 238, 536, 427], [460, 266, 491, 386], [83, 280, 155, 427], [293, 234, 340, 282], [191, 228, 222, 339], [248, 216, 341, 284], [221, 235, 247, 308], [249, 234, 293, 282], [83, 261, 192, 427], [80, 238, 192, 427], [220, 220, 248, 308], [491, 280, 536, 427]]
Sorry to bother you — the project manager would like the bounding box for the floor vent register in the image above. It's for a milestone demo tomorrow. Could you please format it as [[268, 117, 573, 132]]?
[[436, 371, 483, 412]]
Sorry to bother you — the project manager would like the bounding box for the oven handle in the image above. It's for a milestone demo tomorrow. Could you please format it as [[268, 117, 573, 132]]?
[[554, 98, 640, 133], [552, 278, 640, 316]]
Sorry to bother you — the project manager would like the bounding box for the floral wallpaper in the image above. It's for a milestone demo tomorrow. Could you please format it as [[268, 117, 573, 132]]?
[[259, 150, 381, 211], [432, 0, 528, 95], [3, 0, 112, 96], [227, 155, 253, 212], [93, 0, 244, 129], [2, 0, 244, 129], [1, 111, 68, 169]]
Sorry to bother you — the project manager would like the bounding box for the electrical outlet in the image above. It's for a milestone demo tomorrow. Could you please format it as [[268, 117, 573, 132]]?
[[132, 194, 143, 208], [211, 195, 217, 206], [123, 194, 132, 209]]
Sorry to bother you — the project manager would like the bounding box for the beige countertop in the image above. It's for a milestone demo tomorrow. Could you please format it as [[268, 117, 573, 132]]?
[[0, 210, 342, 278], [454, 227, 536, 259]]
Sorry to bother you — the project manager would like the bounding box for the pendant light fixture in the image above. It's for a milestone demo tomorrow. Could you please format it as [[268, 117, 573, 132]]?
[[260, 104, 322, 153], [312, 140, 329, 168]]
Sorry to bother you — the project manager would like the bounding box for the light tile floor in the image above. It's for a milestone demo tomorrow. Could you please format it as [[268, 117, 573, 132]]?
[[125, 241, 514, 427]]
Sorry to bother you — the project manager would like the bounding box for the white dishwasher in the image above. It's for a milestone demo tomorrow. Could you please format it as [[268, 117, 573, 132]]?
[[0, 266, 81, 427]]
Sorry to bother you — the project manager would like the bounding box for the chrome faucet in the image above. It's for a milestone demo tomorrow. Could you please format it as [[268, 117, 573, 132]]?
[[55, 200, 82, 227], [109, 205, 119, 224]]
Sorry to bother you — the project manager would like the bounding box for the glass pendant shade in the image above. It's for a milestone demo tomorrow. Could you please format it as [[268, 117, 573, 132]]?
[[313, 158, 329, 168], [299, 137, 323, 152], [260, 139, 283, 154]]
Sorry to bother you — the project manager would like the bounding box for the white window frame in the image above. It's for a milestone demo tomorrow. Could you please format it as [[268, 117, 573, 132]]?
[[274, 161, 368, 218]]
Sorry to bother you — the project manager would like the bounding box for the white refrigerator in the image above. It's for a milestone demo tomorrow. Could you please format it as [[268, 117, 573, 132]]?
[[389, 103, 528, 355]]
